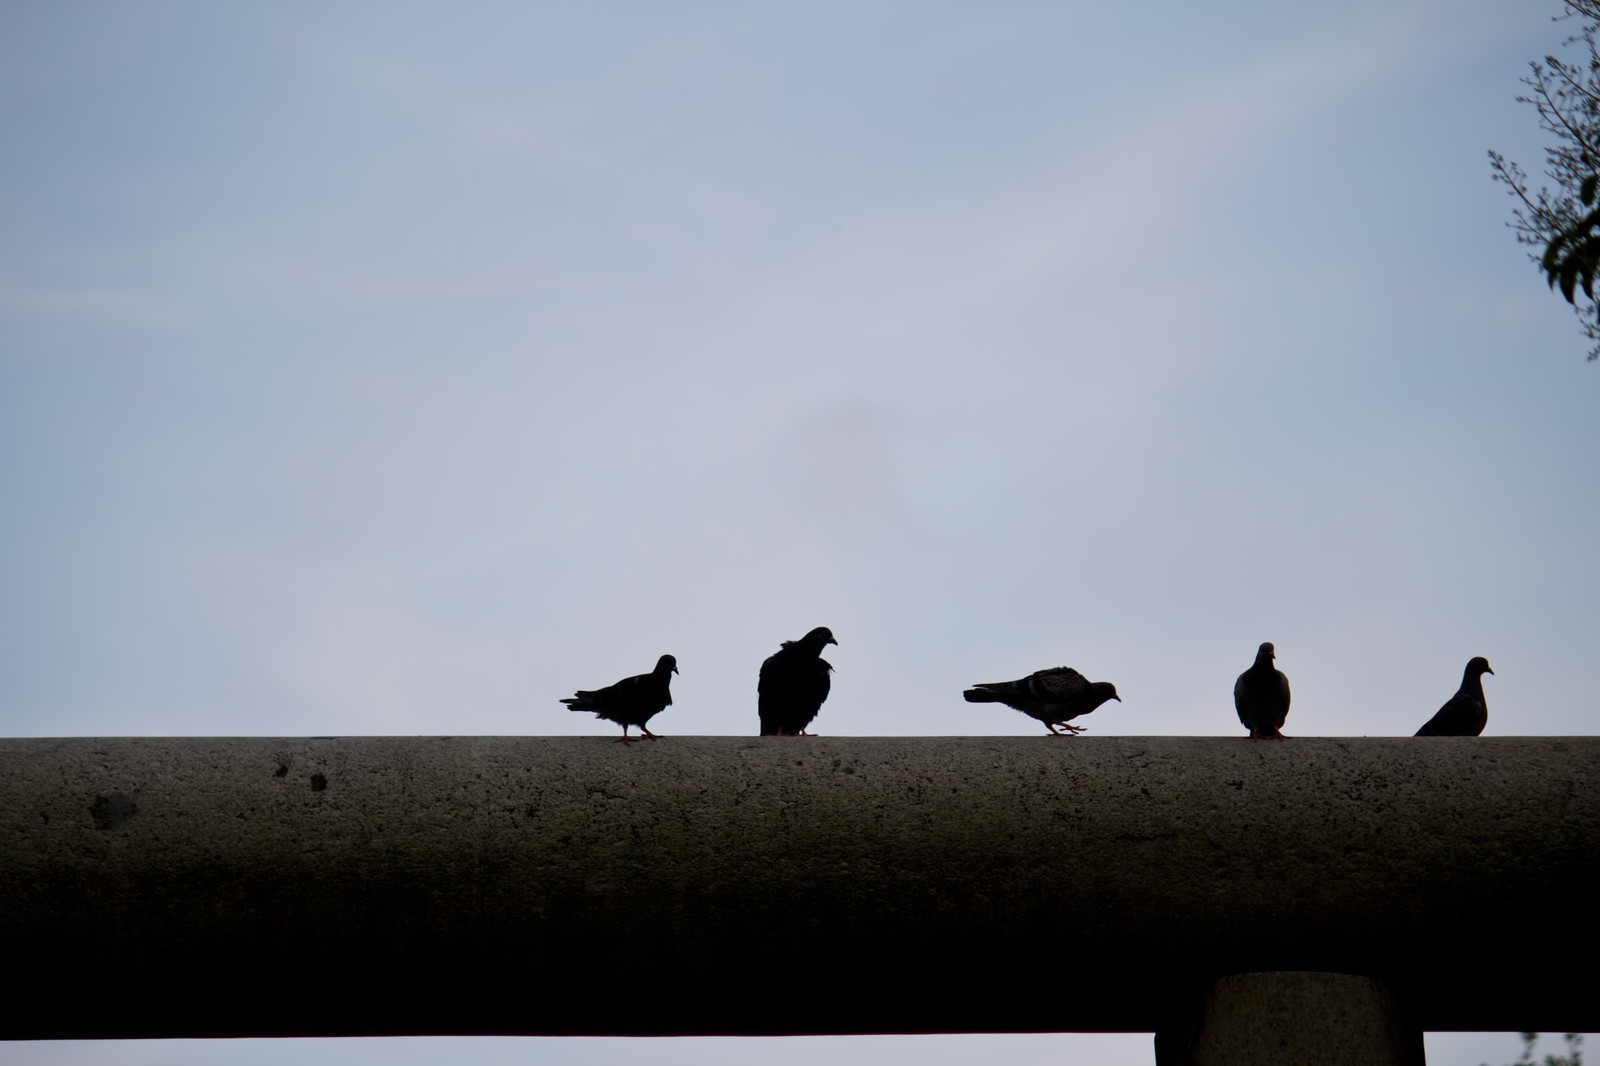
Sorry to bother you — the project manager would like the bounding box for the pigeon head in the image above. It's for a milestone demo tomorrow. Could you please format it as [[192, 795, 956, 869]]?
[[1257, 642, 1276, 661], [1466, 656, 1492, 677], [656, 655, 679, 675], [802, 627, 838, 647], [1093, 682, 1121, 704]]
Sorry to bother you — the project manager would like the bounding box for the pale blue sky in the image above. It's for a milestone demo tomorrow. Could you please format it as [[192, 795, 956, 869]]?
[[2, 2, 1594, 1063]]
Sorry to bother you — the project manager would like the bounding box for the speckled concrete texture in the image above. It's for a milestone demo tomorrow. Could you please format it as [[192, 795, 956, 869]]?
[[1156, 972, 1425, 1065], [0, 736, 1595, 1039]]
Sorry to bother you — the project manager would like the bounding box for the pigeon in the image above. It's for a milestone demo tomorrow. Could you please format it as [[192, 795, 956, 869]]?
[[1414, 657, 1494, 736], [1234, 641, 1291, 739], [758, 627, 837, 736], [963, 667, 1121, 735], [560, 654, 678, 742]]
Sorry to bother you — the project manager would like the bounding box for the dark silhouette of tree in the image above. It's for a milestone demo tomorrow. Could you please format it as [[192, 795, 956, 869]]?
[[1489, 1, 1600, 361]]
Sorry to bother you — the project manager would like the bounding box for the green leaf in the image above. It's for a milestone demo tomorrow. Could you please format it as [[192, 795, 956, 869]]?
[[1577, 239, 1600, 300], [1560, 261, 1580, 303]]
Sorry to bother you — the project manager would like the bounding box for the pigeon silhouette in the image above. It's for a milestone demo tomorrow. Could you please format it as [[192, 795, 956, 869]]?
[[1414, 657, 1494, 736], [964, 667, 1120, 735], [758, 627, 837, 736], [1234, 642, 1291, 739], [561, 654, 678, 742]]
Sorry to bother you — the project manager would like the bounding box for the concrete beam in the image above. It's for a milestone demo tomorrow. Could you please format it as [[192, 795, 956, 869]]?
[[1, 736, 1595, 1040]]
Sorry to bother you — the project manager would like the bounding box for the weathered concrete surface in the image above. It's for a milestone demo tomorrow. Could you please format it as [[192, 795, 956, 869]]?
[[0, 736, 1595, 1040], [1155, 972, 1425, 1066]]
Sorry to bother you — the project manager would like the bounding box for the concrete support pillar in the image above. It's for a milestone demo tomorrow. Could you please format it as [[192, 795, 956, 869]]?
[[1156, 972, 1424, 1066]]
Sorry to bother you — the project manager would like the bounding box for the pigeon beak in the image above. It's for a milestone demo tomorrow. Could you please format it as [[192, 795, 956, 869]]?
[[828, 638, 839, 646], [673, 664, 681, 675]]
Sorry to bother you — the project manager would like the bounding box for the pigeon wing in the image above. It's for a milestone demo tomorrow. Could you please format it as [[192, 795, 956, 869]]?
[[1027, 667, 1090, 702]]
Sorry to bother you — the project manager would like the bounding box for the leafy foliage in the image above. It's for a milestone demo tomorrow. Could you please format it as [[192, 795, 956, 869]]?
[[1489, 1, 1600, 360], [1484, 1032, 1585, 1066]]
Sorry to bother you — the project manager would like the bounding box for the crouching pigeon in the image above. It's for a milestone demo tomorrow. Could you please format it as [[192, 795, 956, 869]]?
[[561, 654, 678, 742], [963, 666, 1120, 735], [758, 627, 837, 736], [1234, 641, 1291, 739], [1414, 657, 1493, 736]]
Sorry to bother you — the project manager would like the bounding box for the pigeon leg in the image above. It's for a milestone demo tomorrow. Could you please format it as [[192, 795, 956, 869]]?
[[614, 726, 639, 744], [640, 726, 661, 740]]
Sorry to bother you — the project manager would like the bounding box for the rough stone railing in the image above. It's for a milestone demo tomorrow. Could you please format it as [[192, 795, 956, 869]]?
[[2, 737, 1595, 1062]]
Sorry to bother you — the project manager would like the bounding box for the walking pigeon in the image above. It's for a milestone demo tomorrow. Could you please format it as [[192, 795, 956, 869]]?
[[963, 666, 1120, 735], [561, 654, 678, 742], [1234, 642, 1291, 739], [758, 627, 837, 736], [1414, 657, 1494, 736]]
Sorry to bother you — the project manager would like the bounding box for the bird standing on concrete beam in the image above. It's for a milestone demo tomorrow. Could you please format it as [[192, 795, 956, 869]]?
[[561, 654, 678, 742], [758, 626, 837, 736], [1414, 657, 1494, 736], [963, 666, 1121, 735], [1234, 641, 1291, 739]]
